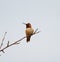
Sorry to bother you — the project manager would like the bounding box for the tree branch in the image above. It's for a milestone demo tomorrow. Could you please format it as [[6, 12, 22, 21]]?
[[0, 29, 40, 53], [0, 32, 7, 49]]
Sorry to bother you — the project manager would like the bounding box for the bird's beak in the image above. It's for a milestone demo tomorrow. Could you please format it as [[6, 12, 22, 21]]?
[[23, 23, 26, 25]]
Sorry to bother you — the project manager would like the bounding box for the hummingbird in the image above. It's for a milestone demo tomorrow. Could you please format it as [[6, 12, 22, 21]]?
[[23, 23, 34, 42]]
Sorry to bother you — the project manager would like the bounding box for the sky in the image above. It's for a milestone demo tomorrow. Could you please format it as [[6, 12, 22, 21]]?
[[0, 0, 60, 62]]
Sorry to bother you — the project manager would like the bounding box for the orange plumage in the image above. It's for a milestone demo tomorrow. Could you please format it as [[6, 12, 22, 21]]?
[[25, 23, 34, 42]]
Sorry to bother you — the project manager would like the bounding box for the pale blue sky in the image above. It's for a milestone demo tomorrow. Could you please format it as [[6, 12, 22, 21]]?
[[0, 0, 60, 62]]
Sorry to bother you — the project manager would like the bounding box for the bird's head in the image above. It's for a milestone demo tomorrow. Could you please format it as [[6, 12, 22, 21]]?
[[23, 23, 32, 28]]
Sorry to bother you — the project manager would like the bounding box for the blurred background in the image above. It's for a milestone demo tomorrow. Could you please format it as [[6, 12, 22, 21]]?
[[0, 0, 60, 62]]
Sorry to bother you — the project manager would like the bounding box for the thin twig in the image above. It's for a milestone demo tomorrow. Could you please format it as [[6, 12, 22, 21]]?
[[0, 32, 7, 49], [35, 28, 38, 33], [0, 29, 40, 53]]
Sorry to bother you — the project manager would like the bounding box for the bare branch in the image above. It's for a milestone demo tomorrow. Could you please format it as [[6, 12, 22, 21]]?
[[7, 41, 9, 47], [35, 28, 38, 33], [0, 29, 40, 53], [1, 50, 5, 53], [0, 32, 7, 49], [0, 36, 26, 53]]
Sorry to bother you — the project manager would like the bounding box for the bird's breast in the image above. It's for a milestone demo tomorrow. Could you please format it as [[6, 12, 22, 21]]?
[[25, 28, 34, 35]]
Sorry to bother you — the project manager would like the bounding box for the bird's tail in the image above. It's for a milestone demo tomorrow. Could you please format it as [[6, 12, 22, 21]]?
[[26, 36, 31, 42]]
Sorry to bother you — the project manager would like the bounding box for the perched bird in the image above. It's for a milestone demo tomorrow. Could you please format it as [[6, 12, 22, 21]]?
[[23, 23, 34, 42]]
